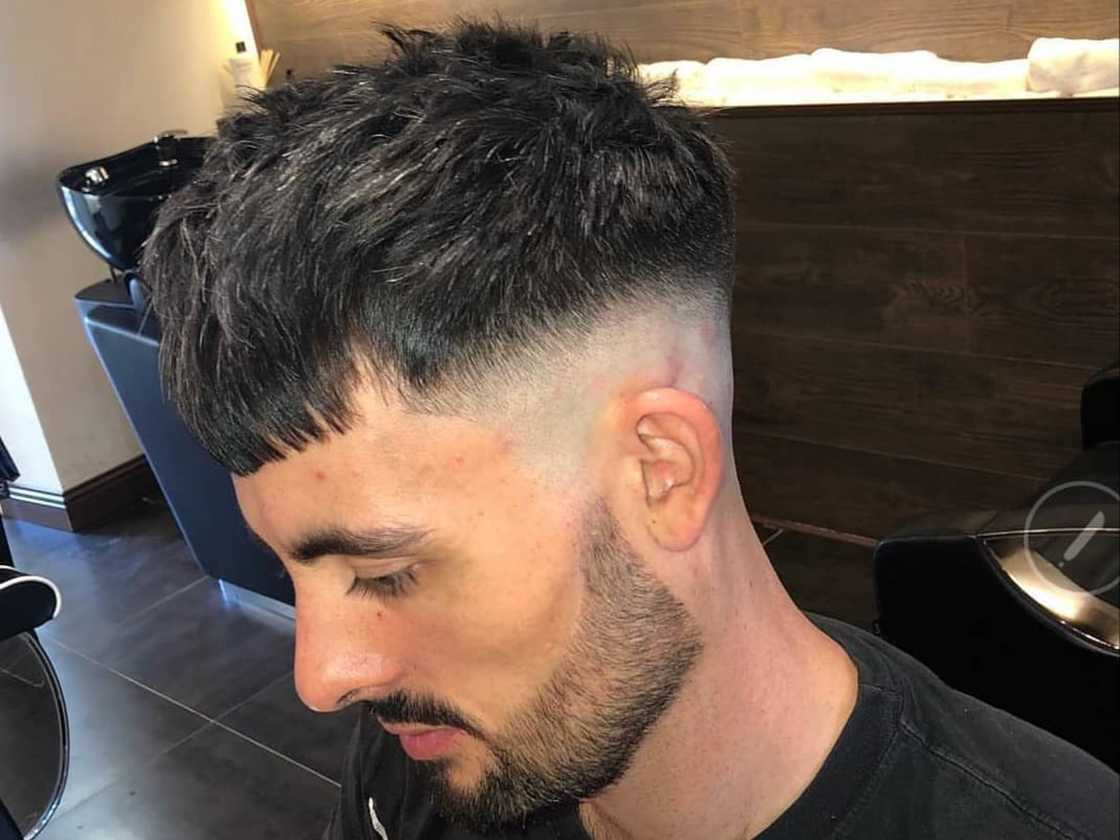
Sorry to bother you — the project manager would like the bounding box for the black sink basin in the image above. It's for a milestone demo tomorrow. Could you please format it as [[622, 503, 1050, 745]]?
[[57, 132, 211, 272]]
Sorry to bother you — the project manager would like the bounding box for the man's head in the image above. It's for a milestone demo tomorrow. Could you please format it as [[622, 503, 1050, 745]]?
[[144, 18, 737, 832]]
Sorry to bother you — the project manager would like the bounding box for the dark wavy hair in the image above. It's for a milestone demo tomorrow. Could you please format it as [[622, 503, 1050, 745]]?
[[143, 18, 735, 476]]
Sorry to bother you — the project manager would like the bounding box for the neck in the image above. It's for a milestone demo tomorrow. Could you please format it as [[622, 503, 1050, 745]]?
[[578, 513, 859, 840]]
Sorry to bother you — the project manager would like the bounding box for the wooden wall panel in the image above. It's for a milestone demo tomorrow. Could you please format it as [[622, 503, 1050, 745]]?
[[250, 0, 747, 76], [965, 234, 1120, 367], [732, 226, 1120, 368], [249, 0, 1119, 77], [715, 108, 1120, 238], [723, 100, 1118, 538], [733, 225, 968, 350], [731, 428, 1043, 538], [730, 329, 1086, 478], [529, 2, 746, 63], [737, 0, 1119, 61]]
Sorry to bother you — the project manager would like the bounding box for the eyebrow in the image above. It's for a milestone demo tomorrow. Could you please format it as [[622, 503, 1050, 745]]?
[[246, 522, 433, 567]]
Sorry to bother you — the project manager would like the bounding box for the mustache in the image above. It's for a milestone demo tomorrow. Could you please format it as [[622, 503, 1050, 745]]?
[[365, 692, 484, 739]]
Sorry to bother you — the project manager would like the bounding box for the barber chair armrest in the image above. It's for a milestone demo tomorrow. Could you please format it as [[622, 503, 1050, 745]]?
[[0, 567, 61, 641]]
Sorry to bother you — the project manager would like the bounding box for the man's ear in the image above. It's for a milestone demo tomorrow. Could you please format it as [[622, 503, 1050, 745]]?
[[626, 387, 724, 552]]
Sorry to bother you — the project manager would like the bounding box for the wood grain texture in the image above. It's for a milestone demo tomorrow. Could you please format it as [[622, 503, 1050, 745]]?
[[714, 105, 1120, 237], [732, 225, 1120, 367], [730, 328, 1087, 478], [249, 0, 1118, 76], [249, 0, 746, 76], [734, 224, 968, 349], [531, 2, 746, 63], [737, 0, 1119, 61], [731, 427, 1043, 538], [721, 99, 1118, 532], [966, 234, 1120, 367]]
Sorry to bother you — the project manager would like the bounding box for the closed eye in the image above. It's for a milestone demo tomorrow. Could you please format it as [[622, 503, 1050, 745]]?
[[347, 567, 419, 600]]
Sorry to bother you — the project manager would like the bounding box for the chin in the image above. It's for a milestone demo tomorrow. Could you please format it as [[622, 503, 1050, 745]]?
[[436, 743, 490, 790]]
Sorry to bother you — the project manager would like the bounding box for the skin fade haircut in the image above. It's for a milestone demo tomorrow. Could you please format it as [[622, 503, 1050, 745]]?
[[142, 18, 736, 476]]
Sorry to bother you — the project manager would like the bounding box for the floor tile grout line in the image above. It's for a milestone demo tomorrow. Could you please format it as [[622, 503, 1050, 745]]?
[[45, 636, 215, 726], [209, 670, 348, 789], [114, 575, 209, 626], [41, 641, 213, 819], [215, 667, 295, 722], [53, 715, 214, 820], [207, 717, 341, 789], [45, 637, 340, 790]]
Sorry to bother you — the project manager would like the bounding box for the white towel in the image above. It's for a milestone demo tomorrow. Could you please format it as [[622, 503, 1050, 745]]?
[[1028, 38, 1120, 95], [809, 48, 940, 93], [637, 43, 1118, 106], [702, 55, 823, 105], [901, 58, 1028, 98], [706, 55, 817, 89]]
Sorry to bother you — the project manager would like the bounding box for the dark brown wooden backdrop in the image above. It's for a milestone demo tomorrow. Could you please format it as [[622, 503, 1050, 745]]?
[[718, 100, 1118, 540], [248, 0, 1120, 78]]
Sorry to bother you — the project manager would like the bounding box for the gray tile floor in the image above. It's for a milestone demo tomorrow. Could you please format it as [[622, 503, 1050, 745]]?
[[3, 499, 355, 840], [1, 499, 877, 839]]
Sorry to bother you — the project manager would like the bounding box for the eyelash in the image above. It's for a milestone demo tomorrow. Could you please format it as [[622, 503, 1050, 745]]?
[[347, 567, 419, 600]]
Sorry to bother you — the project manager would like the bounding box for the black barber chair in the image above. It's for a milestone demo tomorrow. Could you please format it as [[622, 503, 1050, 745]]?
[[0, 438, 69, 839], [874, 362, 1119, 771]]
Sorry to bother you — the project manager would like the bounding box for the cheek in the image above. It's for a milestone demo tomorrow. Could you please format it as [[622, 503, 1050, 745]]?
[[413, 526, 583, 700], [398, 426, 587, 699]]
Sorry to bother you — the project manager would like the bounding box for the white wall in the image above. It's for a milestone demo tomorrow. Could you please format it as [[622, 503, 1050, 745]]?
[[0, 305, 59, 491], [0, 1, 252, 494]]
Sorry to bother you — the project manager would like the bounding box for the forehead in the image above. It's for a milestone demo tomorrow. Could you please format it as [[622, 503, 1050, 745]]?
[[233, 390, 520, 543]]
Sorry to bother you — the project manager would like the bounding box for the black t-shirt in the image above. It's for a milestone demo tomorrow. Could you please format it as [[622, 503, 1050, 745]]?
[[323, 613, 1119, 840]]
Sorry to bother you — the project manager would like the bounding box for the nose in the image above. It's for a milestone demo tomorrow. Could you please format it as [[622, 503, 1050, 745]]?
[[292, 597, 406, 713]]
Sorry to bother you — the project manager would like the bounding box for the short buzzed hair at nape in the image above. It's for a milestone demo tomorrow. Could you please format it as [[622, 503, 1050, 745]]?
[[143, 18, 736, 477]]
